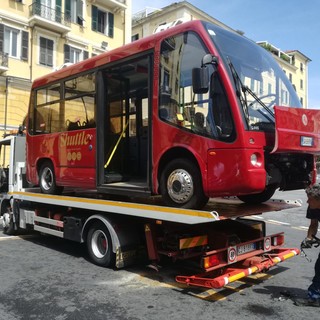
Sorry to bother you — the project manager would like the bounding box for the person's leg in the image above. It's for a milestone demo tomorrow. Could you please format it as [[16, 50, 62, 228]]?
[[308, 252, 320, 300]]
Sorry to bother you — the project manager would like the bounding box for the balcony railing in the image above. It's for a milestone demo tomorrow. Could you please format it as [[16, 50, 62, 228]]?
[[0, 52, 9, 72], [29, 2, 71, 28]]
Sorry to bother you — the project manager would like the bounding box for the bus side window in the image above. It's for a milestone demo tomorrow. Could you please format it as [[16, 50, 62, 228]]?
[[210, 73, 235, 141], [159, 32, 212, 135]]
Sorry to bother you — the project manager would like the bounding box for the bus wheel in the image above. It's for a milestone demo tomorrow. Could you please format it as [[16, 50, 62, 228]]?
[[237, 185, 277, 204], [39, 161, 63, 194], [86, 222, 115, 267], [160, 158, 208, 209]]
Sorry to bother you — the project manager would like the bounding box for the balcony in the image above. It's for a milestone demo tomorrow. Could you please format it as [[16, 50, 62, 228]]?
[[29, 2, 71, 34], [90, 0, 127, 11], [0, 52, 9, 73]]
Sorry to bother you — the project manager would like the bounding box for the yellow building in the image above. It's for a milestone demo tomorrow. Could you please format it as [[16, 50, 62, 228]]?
[[132, 1, 235, 40], [257, 42, 310, 108], [0, 0, 131, 137]]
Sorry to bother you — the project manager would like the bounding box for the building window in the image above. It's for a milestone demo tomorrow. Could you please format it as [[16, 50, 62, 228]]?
[[132, 34, 139, 42], [0, 24, 28, 61], [39, 37, 53, 67], [250, 78, 254, 91], [65, 0, 84, 26], [91, 5, 114, 38], [289, 73, 292, 82], [300, 97, 303, 106], [64, 44, 88, 63], [300, 62, 304, 72], [300, 79, 303, 90], [4, 26, 19, 58]]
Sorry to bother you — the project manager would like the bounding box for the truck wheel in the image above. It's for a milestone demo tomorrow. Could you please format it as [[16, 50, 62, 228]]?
[[39, 161, 63, 194], [237, 186, 277, 204], [86, 222, 115, 267], [160, 158, 208, 209], [2, 211, 15, 235]]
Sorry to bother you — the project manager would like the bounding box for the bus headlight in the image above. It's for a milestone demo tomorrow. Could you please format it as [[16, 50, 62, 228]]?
[[250, 153, 262, 167], [250, 153, 258, 166]]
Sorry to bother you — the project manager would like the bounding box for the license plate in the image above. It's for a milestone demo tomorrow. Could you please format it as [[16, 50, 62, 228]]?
[[301, 136, 313, 147], [237, 243, 256, 255]]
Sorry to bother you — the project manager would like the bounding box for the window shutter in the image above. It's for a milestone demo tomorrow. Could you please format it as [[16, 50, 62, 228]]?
[[77, 0, 84, 26], [0, 24, 3, 53], [46, 39, 53, 67], [55, 0, 62, 23], [83, 50, 88, 60], [65, 0, 71, 21], [21, 31, 29, 61], [108, 12, 114, 38], [92, 5, 98, 31], [64, 44, 70, 63]]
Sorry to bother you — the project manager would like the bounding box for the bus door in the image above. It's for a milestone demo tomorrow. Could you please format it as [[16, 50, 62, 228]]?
[[97, 55, 151, 194]]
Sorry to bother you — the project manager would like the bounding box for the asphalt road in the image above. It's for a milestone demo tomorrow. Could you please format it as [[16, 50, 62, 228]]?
[[1, 189, 320, 320]]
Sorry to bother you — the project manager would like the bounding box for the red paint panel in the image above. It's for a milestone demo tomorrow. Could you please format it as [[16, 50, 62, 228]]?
[[272, 106, 320, 154]]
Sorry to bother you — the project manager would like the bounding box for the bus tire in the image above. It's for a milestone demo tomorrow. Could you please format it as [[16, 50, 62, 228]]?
[[237, 185, 277, 204], [86, 221, 115, 267], [39, 161, 63, 195], [160, 158, 208, 209]]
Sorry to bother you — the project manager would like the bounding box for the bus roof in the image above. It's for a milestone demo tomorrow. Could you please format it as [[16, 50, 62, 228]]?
[[32, 20, 207, 88]]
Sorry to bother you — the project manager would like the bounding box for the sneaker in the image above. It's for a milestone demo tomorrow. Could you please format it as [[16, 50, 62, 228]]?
[[308, 287, 320, 300], [294, 297, 320, 307]]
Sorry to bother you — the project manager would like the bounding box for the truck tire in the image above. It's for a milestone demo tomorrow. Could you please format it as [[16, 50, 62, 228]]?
[[237, 186, 277, 204], [160, 158, 208, 209], [86, 221, 115, 267], [2, 210, 15, 236], [39, 161, 63, 194]]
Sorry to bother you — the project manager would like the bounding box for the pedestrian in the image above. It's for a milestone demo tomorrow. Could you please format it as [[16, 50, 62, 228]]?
[[297, 183, 320, 306]]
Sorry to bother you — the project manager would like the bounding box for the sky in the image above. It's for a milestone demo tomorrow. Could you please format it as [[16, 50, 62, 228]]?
[[132, 0, 320, 109]]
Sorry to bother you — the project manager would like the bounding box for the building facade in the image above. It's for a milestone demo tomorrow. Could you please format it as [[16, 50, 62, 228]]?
[[132, 1, 235, 40], [132, 1, 310, 108], [0, 0, 131, 137]]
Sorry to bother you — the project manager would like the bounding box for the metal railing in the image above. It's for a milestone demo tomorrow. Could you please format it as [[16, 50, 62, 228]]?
[[29, 2, 71, 27], [0, 52, 9, 69]]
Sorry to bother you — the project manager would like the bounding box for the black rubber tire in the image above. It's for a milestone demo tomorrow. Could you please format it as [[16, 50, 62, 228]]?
[[160, 158, 209, 209], [86, 221, 116, 267], [3, 213, 15, 235], [1, 201, 15, 235], [237, 186, 277, 204], [39, 161, 63, 194]]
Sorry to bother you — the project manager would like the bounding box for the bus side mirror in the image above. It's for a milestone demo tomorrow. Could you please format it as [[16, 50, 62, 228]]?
[[192, 67, 209, 94], [192, 54, 218, 94]]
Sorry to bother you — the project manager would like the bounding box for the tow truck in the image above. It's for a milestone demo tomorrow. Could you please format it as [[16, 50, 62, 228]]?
[[0, 133, 300, 289]]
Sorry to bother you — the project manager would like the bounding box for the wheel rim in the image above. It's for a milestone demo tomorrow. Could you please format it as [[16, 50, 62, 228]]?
[[91, 230, 108, 259], [40, 167, 53, 191], [167, 169, 194, 203]]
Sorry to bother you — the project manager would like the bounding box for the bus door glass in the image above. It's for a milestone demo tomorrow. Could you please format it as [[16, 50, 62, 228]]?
[[99, 55, 151, 187]]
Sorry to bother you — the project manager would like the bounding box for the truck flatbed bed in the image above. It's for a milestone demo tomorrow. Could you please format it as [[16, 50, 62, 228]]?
[[6, 189, 301, 224]]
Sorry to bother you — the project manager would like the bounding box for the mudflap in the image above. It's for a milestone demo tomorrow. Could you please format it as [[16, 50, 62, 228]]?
[[175, 247, 300, 289]]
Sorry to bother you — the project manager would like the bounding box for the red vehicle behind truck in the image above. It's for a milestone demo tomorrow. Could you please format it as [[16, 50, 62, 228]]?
[[25, 20, 320, 210], [0, 134, 301, 289]]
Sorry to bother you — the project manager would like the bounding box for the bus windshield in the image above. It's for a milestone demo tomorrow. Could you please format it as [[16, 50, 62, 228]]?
[[204, 22, 302, 131]]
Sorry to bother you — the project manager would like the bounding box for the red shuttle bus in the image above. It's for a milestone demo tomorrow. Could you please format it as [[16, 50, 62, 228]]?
[[26, 20, 320, 209]]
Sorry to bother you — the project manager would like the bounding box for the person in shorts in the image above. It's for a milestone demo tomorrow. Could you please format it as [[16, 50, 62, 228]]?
[[299, 184, 320, 305]]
